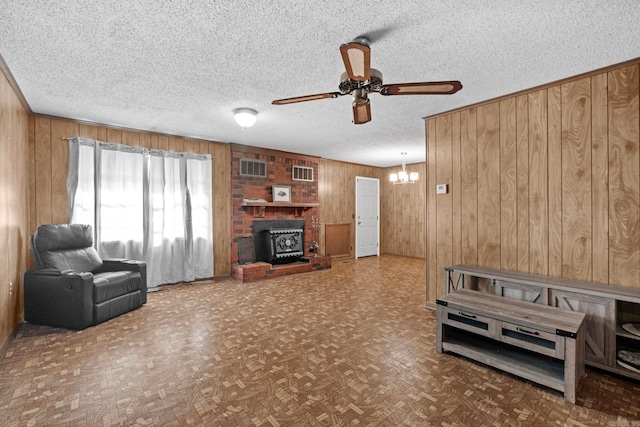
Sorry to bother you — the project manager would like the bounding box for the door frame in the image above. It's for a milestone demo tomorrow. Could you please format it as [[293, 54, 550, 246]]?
[[355, 176, 380, 259]]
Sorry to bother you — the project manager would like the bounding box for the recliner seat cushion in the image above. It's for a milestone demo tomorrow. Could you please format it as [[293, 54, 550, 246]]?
[[93, 271, 141, 304]]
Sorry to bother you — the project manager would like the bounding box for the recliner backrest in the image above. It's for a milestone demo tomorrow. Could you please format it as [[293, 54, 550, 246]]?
[[31, 224, 103, 272]]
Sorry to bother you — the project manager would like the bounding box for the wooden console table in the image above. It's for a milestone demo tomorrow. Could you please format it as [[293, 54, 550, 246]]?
[[443, 264, 640, 382], [436, 289, 585, 403]]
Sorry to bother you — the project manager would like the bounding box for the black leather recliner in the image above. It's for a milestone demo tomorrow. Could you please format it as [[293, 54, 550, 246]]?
[[24, 224, 147, 330]]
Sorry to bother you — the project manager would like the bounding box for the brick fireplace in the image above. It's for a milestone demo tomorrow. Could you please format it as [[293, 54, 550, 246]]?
[[230, 144, 330, 281]]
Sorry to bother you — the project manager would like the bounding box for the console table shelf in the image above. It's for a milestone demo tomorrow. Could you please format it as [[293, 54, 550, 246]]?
[[436, 289, 585, 403], [241, 202, 319, 218]]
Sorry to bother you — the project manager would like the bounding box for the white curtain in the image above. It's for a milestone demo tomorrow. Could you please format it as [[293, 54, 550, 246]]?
[[67, 137, 214, 287]]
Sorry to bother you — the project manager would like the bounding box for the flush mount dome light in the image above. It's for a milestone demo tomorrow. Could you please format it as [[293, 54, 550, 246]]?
[[234, 108, 258, 128]]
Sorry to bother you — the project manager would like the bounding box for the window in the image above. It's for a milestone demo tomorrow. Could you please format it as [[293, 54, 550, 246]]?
[[67, 137, 214, 287]]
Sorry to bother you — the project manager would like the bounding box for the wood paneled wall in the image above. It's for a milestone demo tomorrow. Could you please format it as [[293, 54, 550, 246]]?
[[29, 117, 232, 277], [381, 162, 427, 258], [426, 62, 640, 303], [0, 68, 30, 350], [318, 159, 381, 258]]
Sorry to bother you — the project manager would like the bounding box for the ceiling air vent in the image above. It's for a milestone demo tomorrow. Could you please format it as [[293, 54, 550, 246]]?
[[292, 165, 314, 182], [239, 158, 267, 177]]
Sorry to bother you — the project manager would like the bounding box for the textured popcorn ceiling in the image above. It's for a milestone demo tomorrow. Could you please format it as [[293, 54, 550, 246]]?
[[1, 1, 639, 167]]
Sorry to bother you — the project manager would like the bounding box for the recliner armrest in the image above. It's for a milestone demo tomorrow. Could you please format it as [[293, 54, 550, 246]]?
[[31, 268, 76, 276], [24, 269, 94, 329], [96, 259, 148, 304]]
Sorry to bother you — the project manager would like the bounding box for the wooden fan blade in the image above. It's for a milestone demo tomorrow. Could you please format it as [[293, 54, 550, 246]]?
[[352, 100, 371, 124], [380, 80, 462, 96], [340, 42, 371, 82], [272, 92, 342, 105]]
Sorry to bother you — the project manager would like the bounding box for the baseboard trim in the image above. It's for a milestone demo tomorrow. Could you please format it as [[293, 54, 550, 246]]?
[[0, 316, 24, 359]]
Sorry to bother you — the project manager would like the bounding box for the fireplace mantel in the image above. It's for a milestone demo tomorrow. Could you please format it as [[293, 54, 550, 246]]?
[[241, 201, 319, 218]]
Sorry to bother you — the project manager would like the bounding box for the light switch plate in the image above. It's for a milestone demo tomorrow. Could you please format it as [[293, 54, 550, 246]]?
[[436, 184, 448, 194]]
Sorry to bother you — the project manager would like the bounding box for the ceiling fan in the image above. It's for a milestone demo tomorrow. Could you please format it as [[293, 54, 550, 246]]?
[[272, 38, 462, 124]]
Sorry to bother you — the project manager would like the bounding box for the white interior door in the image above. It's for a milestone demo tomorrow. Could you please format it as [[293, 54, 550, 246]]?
[[355, 176, 379, 258]]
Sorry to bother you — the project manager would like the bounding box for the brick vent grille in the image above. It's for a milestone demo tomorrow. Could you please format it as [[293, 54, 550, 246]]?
[[292, 165, 313, 182], [239, 158, 267, 177]]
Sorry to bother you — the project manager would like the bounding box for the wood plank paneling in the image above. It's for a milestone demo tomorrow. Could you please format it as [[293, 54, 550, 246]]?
[[149, 134, 159, 150], [548, 85, 563, 278], [96, 126, 107, 141], [608, 65, 640, 287], [139, 133, 151, 149], [516, 95, 530, 272], [528, 89, 548, 275], [106, 128, 122, 143], [122, 130, 140, 146], [500, 98, 517, 271], [591, 73, 609, 284], [451, 112, 462, 266], [28, 117, 36, 241], [158, 135, 168, 151], [562, 78, 592, 281], [79, 123, 98, 140], [34, 117, 52, 226], [0, 67, 30, 351], [212, 142, 231, 276], [169, 136, 184, 153], [50, 120, 77, 224], [183, 139, 194, 154], [0, 69, 9, 342], [425, 60, 640, 303], [476, 102, 501, 268], [426, 119, 438, 301], [380, 161, 425, 258], [435, 115, 453, 299], [460, 108, 477, 265]]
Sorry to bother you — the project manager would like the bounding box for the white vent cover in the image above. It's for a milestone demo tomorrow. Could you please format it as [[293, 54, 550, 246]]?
[[239, 158, 267, 177], [292, 165, 313, 182]]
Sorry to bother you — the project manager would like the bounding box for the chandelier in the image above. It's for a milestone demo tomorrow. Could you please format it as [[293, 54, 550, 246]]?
[[389, 152, 418, 184]]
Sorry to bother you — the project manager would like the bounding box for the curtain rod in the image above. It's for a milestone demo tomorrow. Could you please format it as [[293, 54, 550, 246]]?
[[60, 137, 215, 158]]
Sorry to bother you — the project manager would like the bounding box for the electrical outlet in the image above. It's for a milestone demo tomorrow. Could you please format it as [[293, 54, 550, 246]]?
[[436, 184, 448, 194], [9, 282, 13, 296]]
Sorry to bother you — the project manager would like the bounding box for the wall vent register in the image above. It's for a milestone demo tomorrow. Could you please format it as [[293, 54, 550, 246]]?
[[239, 158, 267, 177], [292, 165, 314, 182]]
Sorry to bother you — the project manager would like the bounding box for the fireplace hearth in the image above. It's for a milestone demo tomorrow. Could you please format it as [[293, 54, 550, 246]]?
[[253, 219, 305, 264]]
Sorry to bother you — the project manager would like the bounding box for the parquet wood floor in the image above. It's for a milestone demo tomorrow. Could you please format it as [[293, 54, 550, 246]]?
[[1, 255, 638, 426]]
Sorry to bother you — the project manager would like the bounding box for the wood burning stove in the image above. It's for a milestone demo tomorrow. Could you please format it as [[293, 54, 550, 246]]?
[[253, 219, 305, 264], [267, 228, 304, 261]]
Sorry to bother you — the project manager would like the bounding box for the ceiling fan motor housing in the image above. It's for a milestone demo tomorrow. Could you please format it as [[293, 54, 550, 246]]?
[[338, 69, 383, 95]]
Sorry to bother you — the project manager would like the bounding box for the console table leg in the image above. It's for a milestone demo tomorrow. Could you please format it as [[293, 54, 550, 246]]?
[[436, 304, 444, 353], [564, 338, 576, 404]]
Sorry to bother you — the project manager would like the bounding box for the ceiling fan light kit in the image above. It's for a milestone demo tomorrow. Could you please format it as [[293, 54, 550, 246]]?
[[234, 108, 258, 128], [272, 38, 462, 125]]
